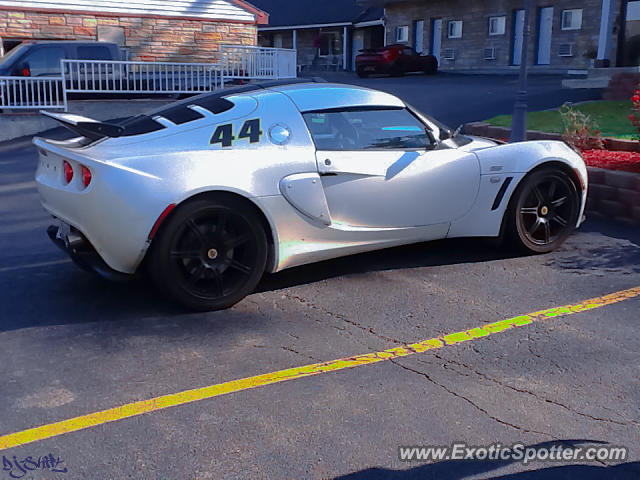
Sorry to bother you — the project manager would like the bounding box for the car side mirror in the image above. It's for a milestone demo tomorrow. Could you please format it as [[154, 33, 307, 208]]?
[[439, 128, 452, 141]]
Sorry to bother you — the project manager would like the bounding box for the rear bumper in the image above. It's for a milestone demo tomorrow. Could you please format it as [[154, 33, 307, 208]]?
[[34, 136, 167, 274], [356, 62, 390, 73], [47, 223, 132, 282]]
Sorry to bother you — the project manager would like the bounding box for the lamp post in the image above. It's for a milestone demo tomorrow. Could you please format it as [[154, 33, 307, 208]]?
[[510, 0, 532, 142]]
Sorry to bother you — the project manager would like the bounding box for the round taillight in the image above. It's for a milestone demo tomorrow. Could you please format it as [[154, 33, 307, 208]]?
[[63, 160, 73, 184], [81, 165, 91, 188]]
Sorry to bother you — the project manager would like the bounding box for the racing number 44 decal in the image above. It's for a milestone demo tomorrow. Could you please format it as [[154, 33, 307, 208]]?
[[210, 118, 262, 148]]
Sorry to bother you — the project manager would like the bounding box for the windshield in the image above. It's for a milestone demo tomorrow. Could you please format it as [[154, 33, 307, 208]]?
[[0, 44, 27, 66]]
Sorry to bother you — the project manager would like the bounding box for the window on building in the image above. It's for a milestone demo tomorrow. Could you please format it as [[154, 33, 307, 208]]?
[[317, 32, 341, 57], [448, 20, 463, 39], [561, 9, 583, 30], [273, 33, 283, 49], [396, 26, 409, 43], [488, 16, 506, 35], [302, 107, 431, 151]]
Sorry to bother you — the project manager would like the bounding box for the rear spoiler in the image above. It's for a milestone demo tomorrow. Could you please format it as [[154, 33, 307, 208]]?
[[41, 111, 124, 141]]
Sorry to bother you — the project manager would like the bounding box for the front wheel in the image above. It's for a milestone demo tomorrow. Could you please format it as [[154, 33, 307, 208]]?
[[505, 169, 580, 254], [148, 198, 267, 311]]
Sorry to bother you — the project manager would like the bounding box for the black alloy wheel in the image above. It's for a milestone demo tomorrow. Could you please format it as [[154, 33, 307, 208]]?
[[508, 169, 580, 253], [149, 198, 267, 311]]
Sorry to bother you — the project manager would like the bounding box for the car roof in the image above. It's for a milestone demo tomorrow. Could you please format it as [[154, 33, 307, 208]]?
[[21, 41, 118, 46], [262, 82, 405, 112], [113, 79, 405, 137]]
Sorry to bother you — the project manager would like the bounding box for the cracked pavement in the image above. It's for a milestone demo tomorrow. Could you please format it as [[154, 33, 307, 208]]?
[[2, 118, 640, 478]]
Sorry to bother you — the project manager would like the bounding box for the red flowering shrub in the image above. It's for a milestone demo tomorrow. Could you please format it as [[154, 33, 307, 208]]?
[[582, 150, 640, 173], [559, 103, 604, 151], [629, 88, 640, 140]]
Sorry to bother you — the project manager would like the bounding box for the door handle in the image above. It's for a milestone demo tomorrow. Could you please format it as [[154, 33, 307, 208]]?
[[319, 172, 337, 176]]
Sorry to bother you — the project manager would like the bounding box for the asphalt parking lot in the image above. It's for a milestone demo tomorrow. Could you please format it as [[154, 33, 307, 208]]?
[[1, 75, 639, 479]]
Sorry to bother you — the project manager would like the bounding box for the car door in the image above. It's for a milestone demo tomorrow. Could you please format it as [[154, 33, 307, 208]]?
[[402, 47, 421, 72], [302, 107, 480, 228]]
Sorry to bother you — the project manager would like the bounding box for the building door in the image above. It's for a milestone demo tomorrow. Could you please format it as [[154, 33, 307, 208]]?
[[414, 20, 424, 53], [431, 19, 442, 62], [537, 7, 554, 65], [274, 33, 283, 48], [512, 9, 525, 65]]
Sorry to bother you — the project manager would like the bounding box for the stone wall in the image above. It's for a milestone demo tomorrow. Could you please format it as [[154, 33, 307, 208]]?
[[587, 168, 640, 224], [0, 10, 257, 62], [384, 0, 622, 70]]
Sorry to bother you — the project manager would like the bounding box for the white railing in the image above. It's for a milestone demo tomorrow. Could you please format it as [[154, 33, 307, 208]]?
[[0, 45, 297, 111], [220, 45, 297, 79], [62, 59, 223, 94], [0, 76, 66, 110]]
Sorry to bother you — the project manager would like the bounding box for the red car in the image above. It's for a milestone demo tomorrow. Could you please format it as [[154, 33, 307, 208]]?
[[355, 44, 438, 77]]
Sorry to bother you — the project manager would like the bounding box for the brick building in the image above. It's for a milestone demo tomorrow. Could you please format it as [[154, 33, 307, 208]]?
[[359, 0, 631, 71], [0, 0, 267, 62]]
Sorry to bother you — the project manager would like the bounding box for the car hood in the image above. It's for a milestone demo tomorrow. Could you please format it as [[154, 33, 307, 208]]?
[[457, 136, 500, 152]]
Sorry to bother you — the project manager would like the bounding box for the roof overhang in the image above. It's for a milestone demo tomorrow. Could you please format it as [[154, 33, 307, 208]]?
[[0, 0, 268, 25], [259, 22, 352, 31], [231, 0, 269, 24], [353, 19, 384, 28]]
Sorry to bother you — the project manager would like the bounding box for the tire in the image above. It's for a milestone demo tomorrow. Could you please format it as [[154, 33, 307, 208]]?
[[148, 197, 267, 311], [504, 168, 580, 254], [389, 63, 404, 77], [423, 55, 438, 75], [356, 69, 369, 78]]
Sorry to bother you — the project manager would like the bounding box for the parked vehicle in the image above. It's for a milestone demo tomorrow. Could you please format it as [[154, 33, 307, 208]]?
[[355, 45, 438, 77], [0, 41, 122, 77], [0, 41, 123, 107], [36, 79, 587, 311]]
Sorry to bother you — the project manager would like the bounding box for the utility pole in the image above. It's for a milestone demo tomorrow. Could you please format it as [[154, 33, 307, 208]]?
[[510, 0, 531, 142]]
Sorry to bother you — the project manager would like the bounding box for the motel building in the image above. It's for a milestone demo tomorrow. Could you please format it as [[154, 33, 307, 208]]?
[[357, 0, 639, 72]]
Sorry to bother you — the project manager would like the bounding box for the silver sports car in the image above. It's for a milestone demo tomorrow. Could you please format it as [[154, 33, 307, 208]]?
[[35, 79, 587, 310]]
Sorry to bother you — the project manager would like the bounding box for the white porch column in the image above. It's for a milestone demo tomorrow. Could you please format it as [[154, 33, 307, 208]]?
[[292, 29, 297, 50], [597, 0, 616, 62], [343, 26, 348, 70]]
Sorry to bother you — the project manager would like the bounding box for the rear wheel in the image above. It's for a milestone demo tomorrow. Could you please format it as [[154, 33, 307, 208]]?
[[505, 168, 580, 254], [148, 198, 267, 311], [356, 68, 369, 78], [423, 56, 438, 75], [390, 62, 404, 76]]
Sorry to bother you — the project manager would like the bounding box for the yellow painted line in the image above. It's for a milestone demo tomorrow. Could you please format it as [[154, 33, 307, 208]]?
[[1, 286, 639, 451]]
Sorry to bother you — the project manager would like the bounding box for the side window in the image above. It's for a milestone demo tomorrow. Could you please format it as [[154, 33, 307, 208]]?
[[403, 48, 417, 56], [302, 108, 431, 151], [23, 47, 65, 76], [77, 46, 112, 60]]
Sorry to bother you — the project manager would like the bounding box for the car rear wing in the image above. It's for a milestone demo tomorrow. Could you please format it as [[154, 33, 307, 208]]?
[[41, 111, 124, 141]]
